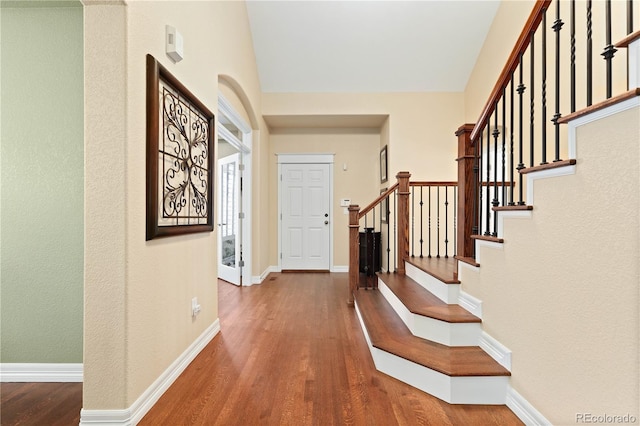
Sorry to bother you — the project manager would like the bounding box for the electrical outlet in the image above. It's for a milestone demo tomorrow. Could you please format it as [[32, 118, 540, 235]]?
[[191, 297, 201, 317]]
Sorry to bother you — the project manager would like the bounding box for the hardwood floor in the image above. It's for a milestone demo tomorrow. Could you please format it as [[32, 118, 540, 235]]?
[[0, 272, 523, 425], [0, 382, 82, 426], [141, 273, 523, 425]]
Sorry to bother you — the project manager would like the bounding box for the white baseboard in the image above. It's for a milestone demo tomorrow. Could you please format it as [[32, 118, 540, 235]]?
[[479, 331, 512, 371], [507, 386, 552, 426], [0, 363, 83, 382], [79, 318, 220, 426], [254, 265, 346, 277], [251, 266, 280, 285], [458, 290, 483, 319]]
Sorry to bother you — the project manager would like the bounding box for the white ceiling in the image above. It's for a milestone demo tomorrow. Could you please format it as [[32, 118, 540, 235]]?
[[246, 0, 500, 93]]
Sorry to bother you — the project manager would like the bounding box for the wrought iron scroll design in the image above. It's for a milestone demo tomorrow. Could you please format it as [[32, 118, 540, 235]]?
[[146, 54, 215, 240]]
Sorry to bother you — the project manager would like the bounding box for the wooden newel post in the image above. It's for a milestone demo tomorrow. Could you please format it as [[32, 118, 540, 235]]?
[[396, 171, 411, 275], [455, 124, 476, 262], [348, 204, 360, 306]]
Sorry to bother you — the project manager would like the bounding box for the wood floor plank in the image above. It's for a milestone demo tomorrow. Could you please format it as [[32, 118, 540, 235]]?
[[141, 273, 521, 425], [0, 382, 82, 426]]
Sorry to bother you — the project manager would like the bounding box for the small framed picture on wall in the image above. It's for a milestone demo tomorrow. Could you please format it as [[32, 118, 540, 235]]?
[[380, 145, 388, 183]]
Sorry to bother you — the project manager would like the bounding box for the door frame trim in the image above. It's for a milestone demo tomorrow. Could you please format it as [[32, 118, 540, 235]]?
[[218, 93, 252, 286], [277, 153, 334, 272]]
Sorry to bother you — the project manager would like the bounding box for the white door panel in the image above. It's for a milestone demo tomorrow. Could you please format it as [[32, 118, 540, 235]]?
[[281, 163, 330, 270]]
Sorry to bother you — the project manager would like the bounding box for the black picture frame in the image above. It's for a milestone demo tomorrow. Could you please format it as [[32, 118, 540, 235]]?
[[380, 145, 388, 183], [146, 54, 215, 240]]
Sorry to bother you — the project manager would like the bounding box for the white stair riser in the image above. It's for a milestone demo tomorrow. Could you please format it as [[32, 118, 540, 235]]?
[[378, 280, 481, 346], [405, 262, 459, 303], [355, 301, 508, 405]]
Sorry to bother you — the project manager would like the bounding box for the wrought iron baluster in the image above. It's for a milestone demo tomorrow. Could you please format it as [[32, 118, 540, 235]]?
[[571, 0, 576, 113], [419, 187, 424, 258], [444, 186, 449, 258], [484, 124, 491, 236], [587, 0, 593, 106], [411, 186, 415, 257], [629, 0, 634, 34], [602, 0, 617, 99], [530, 32, 536, 167], [501, 87, 507, 206], [509, 75, 515, 206], [553, 1, 563, 162], [517, 57, 526, 205], [428, 186, 432, 258], [541, 9, 548, 166], [436, 186, 441, 258], [473, 135, 481, 237], [492, 108, 500, 237]]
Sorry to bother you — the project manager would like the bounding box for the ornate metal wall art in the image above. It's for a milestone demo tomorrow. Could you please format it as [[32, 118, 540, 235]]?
[[146, 54, 215, 240]]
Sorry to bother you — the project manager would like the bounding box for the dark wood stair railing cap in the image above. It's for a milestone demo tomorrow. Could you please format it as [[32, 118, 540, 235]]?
[[558, 89, 640, 124], [615, 30, 640, 48], [358, 185, 398, 218]]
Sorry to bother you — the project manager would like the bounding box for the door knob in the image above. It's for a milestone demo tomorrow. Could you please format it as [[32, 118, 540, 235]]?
[[324, 213, 329, 217], [324, 220, 329, 225]]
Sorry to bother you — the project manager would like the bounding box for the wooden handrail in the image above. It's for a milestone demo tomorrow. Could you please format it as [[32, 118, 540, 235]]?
[[409, 181, 458, 187], [470, 0, 552, 142], [358, 183, 399, 219]]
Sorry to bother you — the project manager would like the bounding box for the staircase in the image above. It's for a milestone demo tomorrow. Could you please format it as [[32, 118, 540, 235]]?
[[347, 0, 639, 420], [353, 258, 510, 405]]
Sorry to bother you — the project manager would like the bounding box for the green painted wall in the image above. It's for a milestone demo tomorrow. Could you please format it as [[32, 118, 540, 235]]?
[[1, 4, 83, 363]]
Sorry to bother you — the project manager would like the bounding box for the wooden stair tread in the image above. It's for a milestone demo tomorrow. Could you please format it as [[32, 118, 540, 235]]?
[[355, 289, 510, 377], [405, 256, 460, 284], [454, 255, 480, 267], [378, 273, 480, 323]]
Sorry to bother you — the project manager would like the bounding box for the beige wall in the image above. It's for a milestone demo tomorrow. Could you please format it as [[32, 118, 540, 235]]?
[[262, 93, 464, 183], [269, 129, 380, 267], [83, 0, 265, 409], [464, 0, 633, 124], [256, 120, 272, 277], [464, 0, 535, 123], [459, 106, 640, 423]]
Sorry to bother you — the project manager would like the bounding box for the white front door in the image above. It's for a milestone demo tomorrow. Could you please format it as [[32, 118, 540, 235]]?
[[218, 153, 242, 284], [281, 163, 331, 270]]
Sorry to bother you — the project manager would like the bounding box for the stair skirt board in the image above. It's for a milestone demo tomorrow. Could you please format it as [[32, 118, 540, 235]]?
[[458, 290, 483, 319], [377, 279, 481, 347], [354, 300, 509, 405], [405, 262, 460, 304]]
